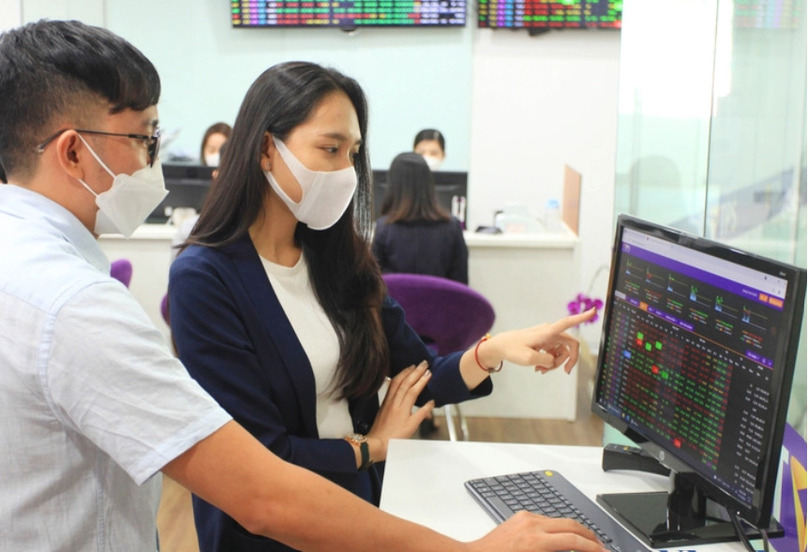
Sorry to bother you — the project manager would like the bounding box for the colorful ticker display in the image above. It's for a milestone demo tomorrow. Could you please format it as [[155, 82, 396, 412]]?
[[232, 0, 467, 27], [734, 0, 803, 29], [478, 0, 621, 29]]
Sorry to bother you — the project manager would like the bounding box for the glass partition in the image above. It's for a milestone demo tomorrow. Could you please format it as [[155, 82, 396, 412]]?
[[614, 0, 807, 436]]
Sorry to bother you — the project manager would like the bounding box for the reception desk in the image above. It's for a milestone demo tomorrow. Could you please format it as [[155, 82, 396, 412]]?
[[99, 225, 581, 420]]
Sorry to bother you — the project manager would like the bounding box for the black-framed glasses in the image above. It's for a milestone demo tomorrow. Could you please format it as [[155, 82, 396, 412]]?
[[35, 128, 162, 167]]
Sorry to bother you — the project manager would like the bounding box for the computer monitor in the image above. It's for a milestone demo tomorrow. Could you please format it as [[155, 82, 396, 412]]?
[[592, 215, 806, 548], [372, 170, 468, 223], [147, 163, 215, 223]]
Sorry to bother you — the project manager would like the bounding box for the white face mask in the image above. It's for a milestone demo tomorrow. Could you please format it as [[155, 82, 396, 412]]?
[[264, 136, 357, 230], [422, 155, 442, 171], [204, 152, 220, 167], [77, 135, 168, 238]]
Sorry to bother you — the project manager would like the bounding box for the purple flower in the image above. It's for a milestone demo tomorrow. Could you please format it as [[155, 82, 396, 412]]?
[[567, 293, 603, 325]]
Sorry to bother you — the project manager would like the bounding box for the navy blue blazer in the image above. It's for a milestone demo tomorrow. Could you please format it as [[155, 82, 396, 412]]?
[[169, 234, 492, 552]]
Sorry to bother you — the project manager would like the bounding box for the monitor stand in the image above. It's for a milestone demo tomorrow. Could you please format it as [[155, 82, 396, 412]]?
[[596, 473, 784, 548]]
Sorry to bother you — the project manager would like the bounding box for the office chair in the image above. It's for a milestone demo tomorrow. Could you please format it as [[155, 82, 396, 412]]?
[[382, 273, 496, 441], [110, 259, 133, 288], [160, 293, 169, 325]]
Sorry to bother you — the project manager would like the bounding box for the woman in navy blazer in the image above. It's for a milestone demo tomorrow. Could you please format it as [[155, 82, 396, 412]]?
[[169, 62, 594, 552]]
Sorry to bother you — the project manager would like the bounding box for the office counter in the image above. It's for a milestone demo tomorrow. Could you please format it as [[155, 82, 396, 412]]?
[[99, 225, 581, 420], [379, 439, 741, 552], [463, 230, 581, 420]]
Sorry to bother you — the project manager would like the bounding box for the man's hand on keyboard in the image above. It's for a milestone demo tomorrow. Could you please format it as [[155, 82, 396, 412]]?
[[468, 511, 607, 552]]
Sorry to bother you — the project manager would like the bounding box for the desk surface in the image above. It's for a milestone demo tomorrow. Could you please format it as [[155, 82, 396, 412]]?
[[380, 439, 744, 551]]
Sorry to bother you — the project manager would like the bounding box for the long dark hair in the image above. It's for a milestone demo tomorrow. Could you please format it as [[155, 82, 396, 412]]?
[[381, 152, 450, 223], [186, 61, 388, 400]]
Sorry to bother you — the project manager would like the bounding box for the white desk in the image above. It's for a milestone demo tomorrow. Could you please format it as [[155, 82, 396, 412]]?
[[379, 439, 742, 552]]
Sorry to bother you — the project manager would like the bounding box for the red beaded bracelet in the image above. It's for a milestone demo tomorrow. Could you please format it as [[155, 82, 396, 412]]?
[[474, 334, 503, 373]]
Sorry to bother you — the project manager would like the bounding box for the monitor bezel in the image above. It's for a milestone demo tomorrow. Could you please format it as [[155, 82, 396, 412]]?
[[591, 214, 806, 528]]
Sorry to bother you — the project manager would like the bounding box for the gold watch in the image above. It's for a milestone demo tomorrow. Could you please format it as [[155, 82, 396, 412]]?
[[344, 433, 373, 470]]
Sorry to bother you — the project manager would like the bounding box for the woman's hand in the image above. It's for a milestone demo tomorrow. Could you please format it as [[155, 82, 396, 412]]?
[[468, 511, 606, 552], [365, 361, 435, 463], [460, 308, 596, 388], [493, 308, 596, 373]]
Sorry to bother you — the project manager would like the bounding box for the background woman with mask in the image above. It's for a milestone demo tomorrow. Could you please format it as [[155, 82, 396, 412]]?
[[413, 128, 445, 170], [169, 61, 595, 552], [199, 121, 231, 166], [372, 152, 468, 284]]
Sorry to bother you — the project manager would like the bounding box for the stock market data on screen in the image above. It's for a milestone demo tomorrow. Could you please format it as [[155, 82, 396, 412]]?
[[232, 0, 466, 27], [478, 0, 621, 29], [592, 216, 805, 546], [599, 228, 787, 504]]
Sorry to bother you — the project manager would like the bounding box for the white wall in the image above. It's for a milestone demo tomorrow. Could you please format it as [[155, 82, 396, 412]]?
[[468, 29, 621, 349], [0, 0, 21, 31]]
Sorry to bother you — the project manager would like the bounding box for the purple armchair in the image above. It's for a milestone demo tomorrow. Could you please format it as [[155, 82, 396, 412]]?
[[382, 273, 496, 440], [160, 293, 169, 325], [109, 259, 133, 288]]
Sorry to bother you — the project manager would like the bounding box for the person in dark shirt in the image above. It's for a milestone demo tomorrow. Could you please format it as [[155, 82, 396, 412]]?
[[372, 152, 468, 284]]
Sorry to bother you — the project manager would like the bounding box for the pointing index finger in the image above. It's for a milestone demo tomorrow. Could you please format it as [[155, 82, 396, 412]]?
[[550, 308, 596, 333]]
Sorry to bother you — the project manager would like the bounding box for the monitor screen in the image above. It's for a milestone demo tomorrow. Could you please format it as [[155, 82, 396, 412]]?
[[478, 0, 621, 30], [232, 0, 467, 28], [592, 215, 806, 547], [147, 163, 214, 223], [372, 169, 468, 223]]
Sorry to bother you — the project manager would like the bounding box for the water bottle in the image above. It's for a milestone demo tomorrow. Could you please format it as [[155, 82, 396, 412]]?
[[544, 198, 562, 233]]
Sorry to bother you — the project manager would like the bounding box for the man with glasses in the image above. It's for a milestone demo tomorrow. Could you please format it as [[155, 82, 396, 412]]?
[[0, 19, 603, 552], [36, 128, 162, 162]]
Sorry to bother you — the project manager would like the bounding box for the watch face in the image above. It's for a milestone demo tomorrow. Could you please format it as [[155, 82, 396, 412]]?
[[346, 433, 367, 443]]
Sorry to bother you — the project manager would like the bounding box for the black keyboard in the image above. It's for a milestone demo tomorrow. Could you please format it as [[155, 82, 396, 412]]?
[[465, 470, 650, 552]]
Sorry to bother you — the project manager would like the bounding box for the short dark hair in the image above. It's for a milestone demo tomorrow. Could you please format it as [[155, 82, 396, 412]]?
[[413, 128, 446, 155], [381, 152, 450, 223], [0, 19, 160, 181], [199, 122, 232, 165]]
